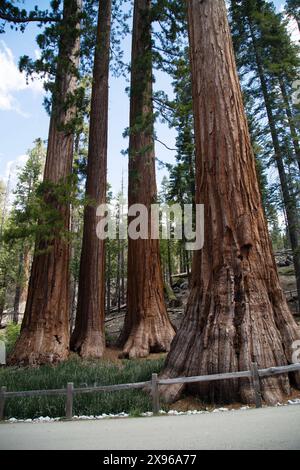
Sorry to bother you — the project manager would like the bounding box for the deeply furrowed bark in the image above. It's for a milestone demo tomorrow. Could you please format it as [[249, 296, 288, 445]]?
[[118, 0, 175, 358], [70, 0, 111, 358], [9, 0, 82, 366], [160, 0, 300, 405]]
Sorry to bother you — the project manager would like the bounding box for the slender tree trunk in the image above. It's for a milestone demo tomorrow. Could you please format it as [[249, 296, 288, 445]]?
[[116, 206, 121, 312], [120, 176, 126, 306], [69, 206, 77, 334], [9, 0, 82, 365], [12, 285, 21, 325], [118, 0, 175, 358], [12, 252, 23, 324], [69, 279, 77, 334], [121, 241, 125, 304], [106, 243, 111, 314], [161, 0, 300, 406], [117, 239, 121, 312], [179, 248, 184, 274], [279, 78, 300, 173], [70, 0, 111, 358], [185, 123, 196, 210], [0, 284, 6, 328], [0, 305, 4, 327], [184, 245, 190, 279], [19, 245, 30, 308], [167, 240, 173, 288]]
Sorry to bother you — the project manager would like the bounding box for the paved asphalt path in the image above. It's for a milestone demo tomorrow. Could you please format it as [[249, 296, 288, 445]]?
[[0, 405, 299, 450]]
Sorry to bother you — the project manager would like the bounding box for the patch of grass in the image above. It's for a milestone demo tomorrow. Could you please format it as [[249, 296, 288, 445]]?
[[0, 356, 165, 419]]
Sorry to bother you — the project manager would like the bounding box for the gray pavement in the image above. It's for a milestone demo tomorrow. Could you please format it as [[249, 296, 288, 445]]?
[[0, 405, 299, 450]]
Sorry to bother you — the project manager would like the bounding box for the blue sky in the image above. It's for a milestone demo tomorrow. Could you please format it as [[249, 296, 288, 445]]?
[[0, 0, 295, 197], [0, 0, 176, 197]]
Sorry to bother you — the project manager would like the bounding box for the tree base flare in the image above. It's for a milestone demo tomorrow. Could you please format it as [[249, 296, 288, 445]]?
[[70, 330, 105, 359], [159, 376, 295, 406], [159, 273, 300, 406], [119, 317, 176, 359], [8, 327, 69, 366]]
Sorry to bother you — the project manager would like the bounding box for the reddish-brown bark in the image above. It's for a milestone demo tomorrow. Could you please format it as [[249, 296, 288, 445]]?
[[70, 0, 111, 358], [9, 0, 82, 365], [118, 0, 175, 358], [160, 0, 300, 405]]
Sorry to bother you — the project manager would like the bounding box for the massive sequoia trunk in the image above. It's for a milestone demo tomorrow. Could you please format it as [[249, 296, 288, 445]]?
[[161, 0, 300, 405], [9, 0, 82, 365], [70, 0, 111, 358], [118, 0, 175, 358]]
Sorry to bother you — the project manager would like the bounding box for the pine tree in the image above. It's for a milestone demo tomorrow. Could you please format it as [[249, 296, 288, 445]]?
[[0, 1, 60, 34], [8, 139, 46, 324], [0, 243, 19, 326]]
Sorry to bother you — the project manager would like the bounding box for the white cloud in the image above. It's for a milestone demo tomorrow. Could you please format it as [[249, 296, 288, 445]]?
[[2, 154, 29, 207], [4, 154, 28, 184], [0, 41, 44, 116], [286, 18, 300, 44]]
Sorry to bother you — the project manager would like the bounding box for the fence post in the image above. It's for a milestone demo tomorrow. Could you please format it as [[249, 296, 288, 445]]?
[[250, 362, 262, 409], [151, 373, 160, 415], [0, 386, 7, 421], [66, 382, 74, 420]]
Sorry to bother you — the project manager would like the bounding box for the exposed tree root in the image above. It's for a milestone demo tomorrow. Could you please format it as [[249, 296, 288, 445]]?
[[8, 328, 69, 366], [160, 267, 300, 406]]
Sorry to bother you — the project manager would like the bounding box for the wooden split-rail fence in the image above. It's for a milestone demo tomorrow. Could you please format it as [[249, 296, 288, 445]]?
[[1, 362, 300, 421]]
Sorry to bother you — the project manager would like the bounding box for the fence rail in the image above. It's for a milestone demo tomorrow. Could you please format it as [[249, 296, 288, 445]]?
[[1, 363, 300, 421]]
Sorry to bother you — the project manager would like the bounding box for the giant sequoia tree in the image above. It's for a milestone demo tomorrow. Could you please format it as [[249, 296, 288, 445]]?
[[9, 0, 82, 365], [71, 0, 111, 358], [118, 0, 175, 358], [161, 0, 300, 405]]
